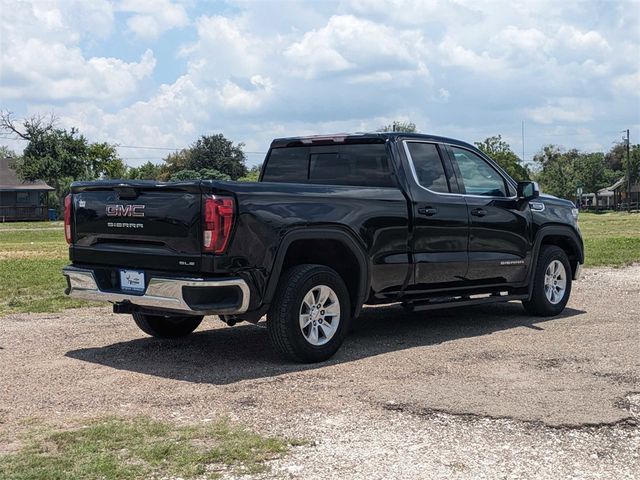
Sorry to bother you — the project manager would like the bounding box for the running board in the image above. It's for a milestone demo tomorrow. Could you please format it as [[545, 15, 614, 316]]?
[[402, 293, 529, 313]]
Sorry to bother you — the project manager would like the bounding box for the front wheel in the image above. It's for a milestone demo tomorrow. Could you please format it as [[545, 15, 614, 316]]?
[[522, 245, 572, 316], [267, 264, 351, 363], [133, 312, 204, 338]]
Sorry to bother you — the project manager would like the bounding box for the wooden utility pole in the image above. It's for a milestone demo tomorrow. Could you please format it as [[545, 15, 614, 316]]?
[[626, 129, 631, 212]]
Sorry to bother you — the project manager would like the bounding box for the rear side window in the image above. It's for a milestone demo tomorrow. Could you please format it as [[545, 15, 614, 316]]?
[[406, 142, 450, 193], [309, 144, 393, 187], [261, 148, 308, 183], [262, 143, 395, 187]]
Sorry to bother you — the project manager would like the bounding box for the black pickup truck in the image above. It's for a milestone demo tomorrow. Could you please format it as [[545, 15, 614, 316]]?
[[63, 133, 584, 362]]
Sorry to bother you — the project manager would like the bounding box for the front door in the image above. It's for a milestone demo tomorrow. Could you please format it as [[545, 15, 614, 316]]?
[[402, 141, 469, 288], [446, 145, 532, 284]]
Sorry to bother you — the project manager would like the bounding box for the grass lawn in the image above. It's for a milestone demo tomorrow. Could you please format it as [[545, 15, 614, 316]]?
[[1, 213, 639, 315], [0, 416, 300, 480], [578, 212, 640, 267], [0, 222, 89, 315]]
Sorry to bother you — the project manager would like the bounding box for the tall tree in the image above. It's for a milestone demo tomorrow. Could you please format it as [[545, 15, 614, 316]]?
[[12, 126, 89, 210], [0, 111, 122, 211], [474, 135, 530, 181], [377, 121, 417, 133], [161, 134, 247, 180], [0, 145, 17, 161], [126, 161, 163, 180], [605, 142, 626, 172], [162, 149, 192, 179], [237, 165, 261, 182], [170, 169, 202, 181], [187, 134, 247, 179], [624, 144, 640, 186], [87, 142, 126, 179], [533, 145, 577, 200], [573, 152, 616, 203]]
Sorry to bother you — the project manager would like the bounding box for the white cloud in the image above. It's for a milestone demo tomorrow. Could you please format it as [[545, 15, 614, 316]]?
[[558, 25, 610, 52], [527, 98, 595, 125], [0, 1, 153, 102], [284, 15, 423, 78], [4, 0, 639, 167], [613, 72, 640, 97], [117, 0, 189, 40]]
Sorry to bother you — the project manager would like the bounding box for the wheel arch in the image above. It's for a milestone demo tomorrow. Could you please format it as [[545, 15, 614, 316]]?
[[528, 225, 584, 294], [263, 228, 369, 318]]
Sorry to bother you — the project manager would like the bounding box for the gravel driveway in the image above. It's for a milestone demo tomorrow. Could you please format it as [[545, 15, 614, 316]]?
[[1, 265, 639, 479]]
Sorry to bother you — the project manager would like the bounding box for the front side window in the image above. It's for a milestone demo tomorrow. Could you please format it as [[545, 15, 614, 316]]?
[[406, 142, 450, 193], [451, 147, 507, 197]]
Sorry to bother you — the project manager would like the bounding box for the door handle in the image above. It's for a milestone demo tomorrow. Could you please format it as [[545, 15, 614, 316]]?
[[470, 208, 487, 217], [418, 206, 438, 216]]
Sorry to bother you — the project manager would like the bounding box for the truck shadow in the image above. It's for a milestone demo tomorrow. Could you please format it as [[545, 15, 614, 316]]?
[[65, 303, 585, 385]]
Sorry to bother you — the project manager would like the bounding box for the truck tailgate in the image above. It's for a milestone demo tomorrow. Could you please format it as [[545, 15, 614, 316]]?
[[70, 181, 204, 272]]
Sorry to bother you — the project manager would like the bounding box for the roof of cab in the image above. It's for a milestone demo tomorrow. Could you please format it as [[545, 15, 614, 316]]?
[[270, 132, 476, 150]]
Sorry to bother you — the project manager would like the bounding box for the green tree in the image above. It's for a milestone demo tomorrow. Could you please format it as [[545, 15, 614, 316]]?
[[573, 152, 617, 203], [163, 134, 247, 180], [126, 161, 163, 180], [0, 145, 17, 160], [533, 145, 577, 200], [170, 169, 202, 181], [199, 168, 231, 181], [16, 128, 88, 210], [162, 148, 192, 180], [624, 144, 640, 186], [605, 143, 626, 172], [0, 111, 124, 211], [237, 165, 261, 182], [87, 142, 126, 179], [474, 135, 530, 181], [377, 121, 417, 133]]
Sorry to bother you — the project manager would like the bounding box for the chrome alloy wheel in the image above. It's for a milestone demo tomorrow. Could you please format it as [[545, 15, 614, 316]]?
[[544, 260, 567, 305], [299, 285, 340, 346]]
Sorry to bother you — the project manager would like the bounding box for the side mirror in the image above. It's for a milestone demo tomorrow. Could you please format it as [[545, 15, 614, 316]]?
[[517, 181, 540, 201]]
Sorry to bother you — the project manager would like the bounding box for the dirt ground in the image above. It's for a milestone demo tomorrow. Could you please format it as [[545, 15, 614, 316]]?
[[1, 266, 639, 479]]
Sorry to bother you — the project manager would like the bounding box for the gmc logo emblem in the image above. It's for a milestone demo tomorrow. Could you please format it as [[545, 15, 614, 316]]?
[[105, 204, 145, 217]]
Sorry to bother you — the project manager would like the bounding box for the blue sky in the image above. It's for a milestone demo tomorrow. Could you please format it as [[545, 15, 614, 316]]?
[[1, 0, 639, 168]]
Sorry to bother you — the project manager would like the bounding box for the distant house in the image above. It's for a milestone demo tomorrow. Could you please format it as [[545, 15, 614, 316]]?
[[0, 157, 54, 221], [596, 177, 639, 210]]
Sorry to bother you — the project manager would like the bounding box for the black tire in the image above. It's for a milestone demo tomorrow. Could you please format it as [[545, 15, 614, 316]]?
[[267, 264, 351, 363], [522, 245, 572, 316], [132, 312, 204, 339]]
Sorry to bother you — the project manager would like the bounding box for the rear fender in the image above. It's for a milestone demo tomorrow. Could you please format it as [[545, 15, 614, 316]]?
[[263, 228, 369, 318]]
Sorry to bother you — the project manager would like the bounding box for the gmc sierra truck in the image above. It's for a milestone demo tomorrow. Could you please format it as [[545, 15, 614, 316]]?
[[63, 133, 584, 362]]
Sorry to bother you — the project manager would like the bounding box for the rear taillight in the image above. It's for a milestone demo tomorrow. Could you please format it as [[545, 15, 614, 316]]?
[[203, 195, 235, 253], [64, 194, 72, 244]]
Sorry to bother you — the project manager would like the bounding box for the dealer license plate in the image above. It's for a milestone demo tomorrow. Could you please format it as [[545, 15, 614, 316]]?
[[120, 269, 145, 293]]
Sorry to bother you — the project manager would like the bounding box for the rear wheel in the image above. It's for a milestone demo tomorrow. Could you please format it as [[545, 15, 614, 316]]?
[[132, 312, 204, 339], [267, 264, 351, 363], [522, 245, 572, 316]]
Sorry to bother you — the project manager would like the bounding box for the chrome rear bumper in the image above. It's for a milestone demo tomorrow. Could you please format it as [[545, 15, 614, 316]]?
[[63, 266, 250, 315]]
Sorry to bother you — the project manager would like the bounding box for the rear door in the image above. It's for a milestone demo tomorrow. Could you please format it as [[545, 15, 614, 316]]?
[[71, 181, 204, 273], [445, 145, 532, 284], [401, 140, 469, 288]]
